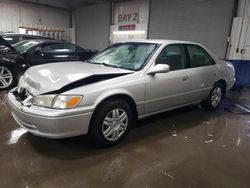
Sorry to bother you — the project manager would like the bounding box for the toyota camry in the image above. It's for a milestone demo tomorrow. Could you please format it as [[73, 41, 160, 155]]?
[[8, 40, 235, 146]]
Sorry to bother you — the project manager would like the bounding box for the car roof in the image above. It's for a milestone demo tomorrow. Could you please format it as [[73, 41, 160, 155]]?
[[119, 39, 201, 45]]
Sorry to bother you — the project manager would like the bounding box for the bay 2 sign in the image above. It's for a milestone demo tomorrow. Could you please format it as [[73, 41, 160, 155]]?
[[118, 12, 139, 23]]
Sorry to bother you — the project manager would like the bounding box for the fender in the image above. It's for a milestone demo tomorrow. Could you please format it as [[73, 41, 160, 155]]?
[[94, 88, 136, 107]]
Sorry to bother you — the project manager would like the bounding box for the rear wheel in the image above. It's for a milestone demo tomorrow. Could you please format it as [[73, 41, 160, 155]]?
[[0, 66, 15, 90], [202, 83, 225, 111], [89, 99, 133, 147]]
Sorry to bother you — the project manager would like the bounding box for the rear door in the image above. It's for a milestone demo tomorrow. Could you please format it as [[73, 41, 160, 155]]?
[[184, 44, 219, 100]]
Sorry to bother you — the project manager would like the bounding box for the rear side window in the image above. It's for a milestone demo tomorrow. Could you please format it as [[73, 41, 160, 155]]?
[[186, 45, 215, 68], [42, 43, 76, 53], [156, 44, 186, 71]]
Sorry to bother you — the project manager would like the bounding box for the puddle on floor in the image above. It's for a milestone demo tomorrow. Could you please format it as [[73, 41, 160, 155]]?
[[0, 93, 10, 117], [7, 128, 28, 145]]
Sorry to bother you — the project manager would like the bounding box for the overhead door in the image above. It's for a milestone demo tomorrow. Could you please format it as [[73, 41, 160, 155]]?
[[148, 0, 235, 58]]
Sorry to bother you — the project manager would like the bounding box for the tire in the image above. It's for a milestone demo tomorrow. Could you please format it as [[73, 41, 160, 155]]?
[[89, 99, 133, 147], [202, 83, 225, 111], [0, 65, 16, 91]]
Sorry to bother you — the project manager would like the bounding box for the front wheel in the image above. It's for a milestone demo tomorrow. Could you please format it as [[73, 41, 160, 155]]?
[[202, 83, 225, 111], [0, 66, 15, 90], [89, 99, 133, 147]]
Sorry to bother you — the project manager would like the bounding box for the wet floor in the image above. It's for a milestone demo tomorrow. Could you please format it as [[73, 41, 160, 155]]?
[[0, 89, 250, 188]]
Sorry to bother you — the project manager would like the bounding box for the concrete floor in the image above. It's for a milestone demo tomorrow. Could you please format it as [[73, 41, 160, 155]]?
[[0, 89, 250, 188]]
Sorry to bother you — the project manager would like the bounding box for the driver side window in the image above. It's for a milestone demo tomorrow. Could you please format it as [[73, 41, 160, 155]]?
[[156, 44, 185, 71]]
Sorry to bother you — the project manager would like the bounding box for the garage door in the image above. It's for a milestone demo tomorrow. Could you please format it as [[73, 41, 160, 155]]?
[[148, 0, 235, 58]]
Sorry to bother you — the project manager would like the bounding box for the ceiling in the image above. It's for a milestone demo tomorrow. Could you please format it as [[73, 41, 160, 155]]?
[[18, 0, 125, 10]]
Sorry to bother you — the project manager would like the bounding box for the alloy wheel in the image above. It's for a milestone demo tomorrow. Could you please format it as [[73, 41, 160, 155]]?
[[211, 87, 222, 107], [0, 66, 13, 89], [102, 108, 128, 141]]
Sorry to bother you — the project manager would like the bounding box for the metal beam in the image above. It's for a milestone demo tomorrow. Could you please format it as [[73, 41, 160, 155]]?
[[17, 0, 129, 10], [18, 0, 71, 9]]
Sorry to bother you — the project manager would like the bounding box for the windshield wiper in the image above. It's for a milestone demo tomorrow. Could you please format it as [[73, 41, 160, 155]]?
[[87, 60, 120, 68], [86, 60, 133, 70], [101, 62, 121, 69]]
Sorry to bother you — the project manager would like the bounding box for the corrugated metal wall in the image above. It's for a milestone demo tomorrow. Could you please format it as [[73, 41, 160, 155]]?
[[148, 0, 235, 58]]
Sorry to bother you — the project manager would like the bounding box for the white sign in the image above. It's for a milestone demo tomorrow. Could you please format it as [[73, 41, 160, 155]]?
[[111, 0, 149, 44]]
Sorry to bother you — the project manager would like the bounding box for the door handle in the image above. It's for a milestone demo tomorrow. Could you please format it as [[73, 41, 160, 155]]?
[[213, 72, 218, 76], [182, 76, 190, 81]]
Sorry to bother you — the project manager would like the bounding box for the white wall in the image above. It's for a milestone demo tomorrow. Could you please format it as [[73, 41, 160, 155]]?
[[0, 0, 70, 32], [228, 0, 250, 60], [110, 0, 149, 44]]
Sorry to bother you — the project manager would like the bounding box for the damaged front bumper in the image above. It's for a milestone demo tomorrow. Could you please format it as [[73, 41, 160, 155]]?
[[7, 88, 93, 139]]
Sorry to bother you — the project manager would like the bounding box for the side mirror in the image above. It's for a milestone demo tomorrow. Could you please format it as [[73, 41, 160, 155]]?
[[147, 64, 170, 75], [34, 46, 42, 53]]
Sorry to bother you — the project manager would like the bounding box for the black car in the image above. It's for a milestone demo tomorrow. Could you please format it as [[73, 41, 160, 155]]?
[[0, 36, 98, 90], [2, 33, 53, 45]]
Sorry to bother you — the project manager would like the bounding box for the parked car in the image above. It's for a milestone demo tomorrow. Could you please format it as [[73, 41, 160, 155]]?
[[0, 36, 98, 90], [2, 33, 53, 45], [8, 40, 235, 147]]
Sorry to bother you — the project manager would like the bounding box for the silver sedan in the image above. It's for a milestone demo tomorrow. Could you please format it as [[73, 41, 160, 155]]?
[[8, 40, 235, 146]]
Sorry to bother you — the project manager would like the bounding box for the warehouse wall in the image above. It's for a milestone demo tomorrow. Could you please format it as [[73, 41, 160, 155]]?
[[148, 0, 235, 58], [74, 2, 111, 50], [0, 0, 70, 30]]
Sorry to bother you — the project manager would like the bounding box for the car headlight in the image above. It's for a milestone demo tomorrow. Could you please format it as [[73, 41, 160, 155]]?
[[33, 95, 83, 109]]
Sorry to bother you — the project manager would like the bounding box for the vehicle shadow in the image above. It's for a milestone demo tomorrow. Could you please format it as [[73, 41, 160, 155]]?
[[19, 105, 217, 159]]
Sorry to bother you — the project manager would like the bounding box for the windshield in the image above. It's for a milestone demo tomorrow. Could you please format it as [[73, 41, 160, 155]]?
[[88, 43, 158, 71], [13, 40, 40, 53]]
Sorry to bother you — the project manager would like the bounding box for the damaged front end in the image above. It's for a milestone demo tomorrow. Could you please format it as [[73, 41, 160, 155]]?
[[11, 87, 33, 108], [11, 72, 131, 109]]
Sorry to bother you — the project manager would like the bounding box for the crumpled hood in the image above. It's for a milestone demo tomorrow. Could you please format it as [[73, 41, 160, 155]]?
[[18, 61, 134, 95]]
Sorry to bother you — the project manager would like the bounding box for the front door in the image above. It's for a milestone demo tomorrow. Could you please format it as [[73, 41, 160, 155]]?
[[145, 44, 195, 114]]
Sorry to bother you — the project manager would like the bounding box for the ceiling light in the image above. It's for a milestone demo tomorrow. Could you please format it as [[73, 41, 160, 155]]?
[[113, 30, 146, 35]]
